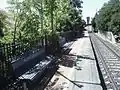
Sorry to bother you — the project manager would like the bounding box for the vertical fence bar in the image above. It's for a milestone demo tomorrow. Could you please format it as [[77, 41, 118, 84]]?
[[0, 43, 3, 76], [3, 44, 6, 77]]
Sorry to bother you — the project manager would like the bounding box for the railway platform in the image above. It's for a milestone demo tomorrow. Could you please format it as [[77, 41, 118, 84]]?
[[66, 32, 102, 90], [45, 31, 103, 90]]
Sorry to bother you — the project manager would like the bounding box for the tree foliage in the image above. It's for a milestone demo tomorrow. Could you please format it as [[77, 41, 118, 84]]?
[[0, 10, 6, 38], [0, 0, 83, 44], [93, 0, 120, 35], [0, 9, 13, 43]]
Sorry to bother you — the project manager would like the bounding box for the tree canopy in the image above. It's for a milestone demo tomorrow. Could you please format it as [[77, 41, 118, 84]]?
[[0, 0, 84, 44], [92, 0, 120, 35]]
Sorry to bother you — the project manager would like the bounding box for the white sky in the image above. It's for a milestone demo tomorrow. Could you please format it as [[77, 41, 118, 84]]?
[[0, 0, 109, 21], [82, 0, 109, 21], [0, 0, 8, 10]]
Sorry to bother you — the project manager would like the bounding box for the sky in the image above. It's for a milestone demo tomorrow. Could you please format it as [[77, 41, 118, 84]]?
[[82, 0, 109, 21], [0, 0, 8, 10], [0, 0, 109, 20]]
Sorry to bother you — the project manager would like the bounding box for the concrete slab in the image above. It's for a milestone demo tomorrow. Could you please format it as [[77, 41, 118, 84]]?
[[45, 32, 102, 90], [68, 33, 103, 90]]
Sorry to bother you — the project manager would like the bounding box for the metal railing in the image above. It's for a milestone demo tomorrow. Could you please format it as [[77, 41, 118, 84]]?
[[0, 38, 44, 77], [0, 31, 82, 89], [0, 39, 44, 61]]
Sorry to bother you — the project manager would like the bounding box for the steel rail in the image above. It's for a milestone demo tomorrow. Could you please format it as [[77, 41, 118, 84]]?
[[90, 33, 120, 90]]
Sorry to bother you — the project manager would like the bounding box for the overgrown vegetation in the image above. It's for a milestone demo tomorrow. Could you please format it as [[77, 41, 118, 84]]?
[[0, 0, 84, 44], [92, 0, 120, 35]]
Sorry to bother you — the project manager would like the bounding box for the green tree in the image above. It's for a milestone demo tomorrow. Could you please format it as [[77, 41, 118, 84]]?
[[0, 10, 6, 38], [0, 9, 12, 43], [5, 0, 83, 44], [94, 0, 120, 35]]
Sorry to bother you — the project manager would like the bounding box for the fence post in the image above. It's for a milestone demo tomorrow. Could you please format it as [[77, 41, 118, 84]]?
[[0, 44, 8, 89], [23, 82, 28, 90], [0, 44, 5, 76]]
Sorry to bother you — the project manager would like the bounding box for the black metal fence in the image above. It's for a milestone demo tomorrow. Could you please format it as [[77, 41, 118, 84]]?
[[0, 38, 44, 77], [1, 39, 44, 61], [0, 31, 82, 89], [0, 31, 80, 75], [0, 31, 81, 63], [0, 38, 45, 89]]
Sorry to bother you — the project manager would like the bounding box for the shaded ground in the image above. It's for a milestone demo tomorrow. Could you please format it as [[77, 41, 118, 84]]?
[[59, 55, 76, 67], [44, 54, 77, 90]]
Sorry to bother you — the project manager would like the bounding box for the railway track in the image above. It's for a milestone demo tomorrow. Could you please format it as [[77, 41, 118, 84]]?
[[90, 33, 120, 90]]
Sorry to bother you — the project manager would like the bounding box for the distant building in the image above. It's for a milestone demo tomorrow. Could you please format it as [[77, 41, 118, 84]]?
[[86, 17, 90, 24]]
